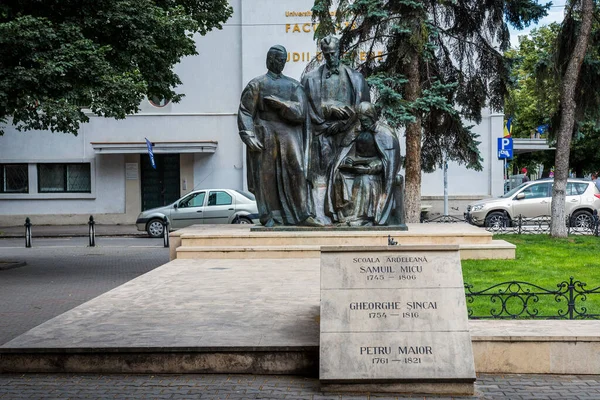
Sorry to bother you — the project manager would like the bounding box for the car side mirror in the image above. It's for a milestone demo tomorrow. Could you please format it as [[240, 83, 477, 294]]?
[[516, 193, 525, 200], [173, 203, 178, 209]]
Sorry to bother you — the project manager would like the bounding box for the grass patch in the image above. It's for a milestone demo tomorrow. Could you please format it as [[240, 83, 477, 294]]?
[[462, 235, 600, 319]]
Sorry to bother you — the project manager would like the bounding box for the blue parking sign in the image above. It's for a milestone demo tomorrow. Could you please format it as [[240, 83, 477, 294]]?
[[497, 137, 513, 159]]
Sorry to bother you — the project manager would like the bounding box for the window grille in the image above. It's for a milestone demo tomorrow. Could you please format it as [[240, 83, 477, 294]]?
[[38, 163, 91, 193], [1, 164, 28, 193]]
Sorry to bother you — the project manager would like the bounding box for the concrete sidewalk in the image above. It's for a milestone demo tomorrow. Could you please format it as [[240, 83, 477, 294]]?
[[0, 224, 145, 238]]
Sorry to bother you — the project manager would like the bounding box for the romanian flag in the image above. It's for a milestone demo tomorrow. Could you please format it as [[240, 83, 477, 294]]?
[[504, 117, 512, 138]]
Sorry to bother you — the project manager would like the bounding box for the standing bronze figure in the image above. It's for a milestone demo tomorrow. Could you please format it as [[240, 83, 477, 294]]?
[[237, 45, 322, 227], [301, 36, 371, 223]]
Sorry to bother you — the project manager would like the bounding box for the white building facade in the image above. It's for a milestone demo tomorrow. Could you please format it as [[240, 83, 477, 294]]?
[[0, 0, 504, 226]]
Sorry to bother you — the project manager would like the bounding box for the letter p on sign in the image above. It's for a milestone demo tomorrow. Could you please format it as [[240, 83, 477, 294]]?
[[497, 137, 513, 159]]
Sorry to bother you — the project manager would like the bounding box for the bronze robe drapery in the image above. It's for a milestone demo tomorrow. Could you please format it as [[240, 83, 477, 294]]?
[[301, 64, 370, 221], [237, 72, 312, 225]]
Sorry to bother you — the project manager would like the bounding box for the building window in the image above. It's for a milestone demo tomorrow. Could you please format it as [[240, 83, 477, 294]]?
[[148, 95, 170, 107], [1, 164, 28, 193], [38, 163, 91, 193]]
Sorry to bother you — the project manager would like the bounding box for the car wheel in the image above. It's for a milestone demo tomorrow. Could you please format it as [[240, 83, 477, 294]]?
[[147, 218, 165, 238], [234, 217, 253, 224], [485, 212, 508, 228], [571, 210, 593, 228]]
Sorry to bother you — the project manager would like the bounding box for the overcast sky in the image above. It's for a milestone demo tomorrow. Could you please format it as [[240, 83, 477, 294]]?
[[509, 2, 567, 48]]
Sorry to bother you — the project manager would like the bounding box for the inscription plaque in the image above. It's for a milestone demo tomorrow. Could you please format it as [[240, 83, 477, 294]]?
[[320, 245, 475, 394]]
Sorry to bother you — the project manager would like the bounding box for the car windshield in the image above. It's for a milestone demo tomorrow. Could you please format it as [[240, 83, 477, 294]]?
[[234, 190, 256, 201], [500, 182, 529, 198]]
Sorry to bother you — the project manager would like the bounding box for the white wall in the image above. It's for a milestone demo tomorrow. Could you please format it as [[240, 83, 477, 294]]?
[[0, 0, 505, 224]]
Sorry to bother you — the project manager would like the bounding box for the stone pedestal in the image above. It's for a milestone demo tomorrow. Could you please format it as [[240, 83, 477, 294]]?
[[319, 245, 475, 395]]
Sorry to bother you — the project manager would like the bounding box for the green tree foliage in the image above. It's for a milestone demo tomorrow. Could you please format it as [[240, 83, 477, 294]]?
[[505, 1, 600, 238], [506, 22, 600, 178], [504, 24, 558, 178], [549, 0, 600, 177], [312, 0, 549, 222], [505, 24, 560, 139], [0, 0, 232, 135]]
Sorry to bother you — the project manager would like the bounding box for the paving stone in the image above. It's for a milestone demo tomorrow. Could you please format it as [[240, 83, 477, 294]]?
[[2, 373, 600, 399]]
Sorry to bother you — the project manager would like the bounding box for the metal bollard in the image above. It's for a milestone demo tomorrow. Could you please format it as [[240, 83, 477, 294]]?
[[24, 217, 32, 248], [88, 215, 96, 247], [163, 216, 170, 248]]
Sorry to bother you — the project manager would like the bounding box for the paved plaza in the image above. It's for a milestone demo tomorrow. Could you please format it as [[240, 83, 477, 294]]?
[[2, 373, 600, 399], [2, 229, 600, 399], [0, 236, 168, 345]]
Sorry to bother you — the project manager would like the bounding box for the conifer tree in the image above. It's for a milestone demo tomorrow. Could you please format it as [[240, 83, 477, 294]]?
[[312, 0, 549, 222]]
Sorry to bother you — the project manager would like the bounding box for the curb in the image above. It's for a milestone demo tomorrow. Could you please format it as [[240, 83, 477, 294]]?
[[0, 233, 147, 239]]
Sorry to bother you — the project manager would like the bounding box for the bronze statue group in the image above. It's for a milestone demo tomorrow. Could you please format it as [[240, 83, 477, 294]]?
[[238, 36, 403, 228]]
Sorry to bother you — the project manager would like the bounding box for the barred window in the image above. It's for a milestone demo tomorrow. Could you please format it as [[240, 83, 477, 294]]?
[[38, 163, 91, 193], [1, 164, 28, 193]]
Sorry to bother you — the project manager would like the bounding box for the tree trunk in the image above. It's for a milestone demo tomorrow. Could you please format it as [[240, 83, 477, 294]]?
[[404, 54, 422, 223], [550, 0, 593, 238]]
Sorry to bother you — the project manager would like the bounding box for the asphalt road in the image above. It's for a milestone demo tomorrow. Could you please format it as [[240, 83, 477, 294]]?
[[0, 237, 169, 345]]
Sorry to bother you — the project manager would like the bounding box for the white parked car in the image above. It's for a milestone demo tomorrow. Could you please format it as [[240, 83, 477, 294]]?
[[465, 178, 600, 228], [136, 189, 259, 237]]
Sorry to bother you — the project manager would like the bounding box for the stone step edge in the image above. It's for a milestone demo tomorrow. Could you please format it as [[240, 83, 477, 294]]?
[[176, 241, 514, 252], [178, 231, 491, 238], [458, 240, 516, 249], [2, 330, 600, 375]]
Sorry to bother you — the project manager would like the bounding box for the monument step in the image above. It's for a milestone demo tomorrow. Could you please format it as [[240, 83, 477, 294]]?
[[3, 258, 598, 376], [174, 224, 493, 249], [3, 321, 600, 375], [459, 240, 516, 259], [175, 241, 514, 260], [180, 235, 492, 247], [178, 231, 493, 244], [176, 245, 321, 259]]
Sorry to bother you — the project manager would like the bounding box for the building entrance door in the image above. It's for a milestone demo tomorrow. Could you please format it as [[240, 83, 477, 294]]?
[[140, 154, 180, 211]]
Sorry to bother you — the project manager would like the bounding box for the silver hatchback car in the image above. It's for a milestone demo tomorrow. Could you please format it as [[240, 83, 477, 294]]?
[[465, 179, 600, 228], [136, 189, 259, 237]]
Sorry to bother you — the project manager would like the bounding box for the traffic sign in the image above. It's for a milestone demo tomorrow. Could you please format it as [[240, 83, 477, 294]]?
[[497, 137, 513, 159]]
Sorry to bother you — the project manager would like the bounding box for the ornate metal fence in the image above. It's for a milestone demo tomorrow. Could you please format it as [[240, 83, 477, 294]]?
[[464, 277, 600, 319], [465, 212, 600, 236], [422, 215, 466, 223]]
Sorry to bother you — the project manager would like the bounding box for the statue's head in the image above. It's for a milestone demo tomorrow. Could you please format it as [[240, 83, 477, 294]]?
[[266, 45, 287, 75], [320, 35, 340, 70], [358, 102, 378, 131]]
